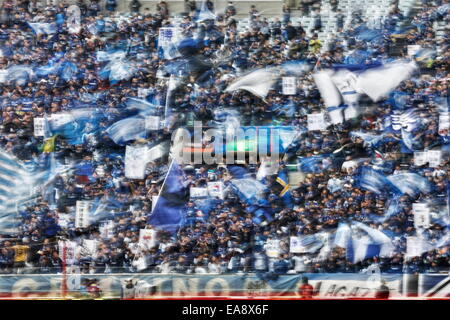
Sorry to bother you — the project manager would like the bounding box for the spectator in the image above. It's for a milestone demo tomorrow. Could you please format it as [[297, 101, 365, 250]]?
[[130, 0, 142, 14], [299, 276, 314, 299]]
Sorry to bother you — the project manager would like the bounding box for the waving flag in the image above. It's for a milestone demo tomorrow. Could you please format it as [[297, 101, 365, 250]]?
[[386, 173, 431, 196], [0, 151, 38, 234], [276, 170, 293, 206], [231, 178, 267, 203], [197, 0, 216, 22], [105, 116, 146, 145], [27, 22, 57, 35], [354, 60, 417, 102], [225, 68, 278, 99], [149, 160, 189, 233], [335, 222, 394, 263], [357, 166, 389, 194]]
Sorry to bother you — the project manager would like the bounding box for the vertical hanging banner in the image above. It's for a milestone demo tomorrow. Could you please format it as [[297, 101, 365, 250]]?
[[33, 117, 47, 137], [75, 200, 92, 228], [282, 77, 297, 95], [413, 203, 430, 229], [438, 112, 449, 135], [207, 181, 225, 199], [307, 113, 327, 131], [58, 241, 77, 265], [125, 145, 150, 179], [139, 229, 158, 250]]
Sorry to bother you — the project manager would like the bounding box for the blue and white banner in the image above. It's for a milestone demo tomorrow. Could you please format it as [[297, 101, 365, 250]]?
[[0, 273, 404, 299]]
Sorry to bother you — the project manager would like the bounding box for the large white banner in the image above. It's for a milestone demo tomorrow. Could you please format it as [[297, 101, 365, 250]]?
[[307, 113, 327, 131], [282, 77, 297, 95], [75, 200, 92, 228], [139, 229, 158, 250], [125, 145, 150, 179], [207, 181, 225, 199]]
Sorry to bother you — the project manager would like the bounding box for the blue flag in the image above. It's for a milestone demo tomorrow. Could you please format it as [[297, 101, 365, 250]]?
[[148, 160, 188, 233]]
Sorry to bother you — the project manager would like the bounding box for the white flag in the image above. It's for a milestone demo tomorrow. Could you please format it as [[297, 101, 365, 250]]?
[[406, 236, 433, 259], [355, 61, 418, 102], [307, 113, 327, 131], [125, 145, 150, 179], [225, 68, 278, 99], [312, 70, 342, 108]]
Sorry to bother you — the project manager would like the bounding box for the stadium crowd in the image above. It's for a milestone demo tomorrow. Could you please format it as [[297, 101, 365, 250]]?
[[0, 0, 448, 276]]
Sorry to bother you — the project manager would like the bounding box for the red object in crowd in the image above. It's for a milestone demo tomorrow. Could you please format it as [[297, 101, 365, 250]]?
[[299, 284, 314, 299]]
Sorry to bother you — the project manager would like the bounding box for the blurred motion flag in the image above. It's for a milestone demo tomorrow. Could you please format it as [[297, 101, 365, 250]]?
[[335, 222, 394, 263], [105, 116, 146, 145], [357, 166, 389, 194], [197, 0, 216, 22], [0, 150, 37, 234], [290, 234, 325, 253], [386, 172, 431, 196], [27, 22, 57, 35], [231, 178, 267, 203], [225, 68, 278, 99], [354, 60, 417, 102], [276, 170, 293, 206], [149, 160, 189, 233]]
